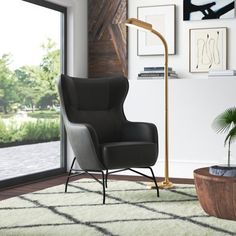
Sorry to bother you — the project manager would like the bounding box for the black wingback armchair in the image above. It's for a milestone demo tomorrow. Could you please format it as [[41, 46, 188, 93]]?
[[58, 74, 159, 204]]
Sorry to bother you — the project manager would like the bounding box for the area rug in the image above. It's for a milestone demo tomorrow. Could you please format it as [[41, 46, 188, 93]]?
[[0, 179, 236, 236]]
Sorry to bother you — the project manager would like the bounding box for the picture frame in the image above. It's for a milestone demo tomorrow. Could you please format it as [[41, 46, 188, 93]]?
[[137, 5, 175, 55], [184, 0, 235, 21], [189, 27, 227, 73]]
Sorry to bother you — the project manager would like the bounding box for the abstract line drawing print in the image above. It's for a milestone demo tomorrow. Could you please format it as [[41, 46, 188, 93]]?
[[190, 28, 227, 72], [196, 32, 220, 69], [184, 0, 235, 21]]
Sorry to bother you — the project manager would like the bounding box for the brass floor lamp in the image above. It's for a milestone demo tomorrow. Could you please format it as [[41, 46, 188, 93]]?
[[125, 18, 173, 189]]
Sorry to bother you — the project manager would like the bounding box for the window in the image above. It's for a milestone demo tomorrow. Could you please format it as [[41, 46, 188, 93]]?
[[0, 0, 67, 187]]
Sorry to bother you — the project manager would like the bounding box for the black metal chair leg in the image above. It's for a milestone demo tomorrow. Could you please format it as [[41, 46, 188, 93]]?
[[65, 157, 76, 192], [105, 170, 108, 188], [148, 167, 159, 197], [101, 171, 106, 204]]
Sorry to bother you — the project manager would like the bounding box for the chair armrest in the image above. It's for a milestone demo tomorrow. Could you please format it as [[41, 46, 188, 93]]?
[[121, 122, 158, 144], [65, 121, 105, 170]]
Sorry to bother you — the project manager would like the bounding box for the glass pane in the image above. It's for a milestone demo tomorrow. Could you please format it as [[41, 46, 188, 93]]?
[[0, 0, 62, 180]]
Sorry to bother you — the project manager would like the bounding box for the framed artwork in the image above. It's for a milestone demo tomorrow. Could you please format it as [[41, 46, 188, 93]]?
[[184, 0, 235, 21], [189, 27, 227, 73], [137, 5, 175, 55]]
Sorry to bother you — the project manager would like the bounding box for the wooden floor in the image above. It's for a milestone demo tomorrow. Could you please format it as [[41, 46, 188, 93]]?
[[0, 174, 68, 201], [0, 174, 194, 201]]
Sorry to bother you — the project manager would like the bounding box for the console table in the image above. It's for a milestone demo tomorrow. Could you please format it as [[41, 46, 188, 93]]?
[[194, 167, 236, 220], [125, 79, 236, 179]]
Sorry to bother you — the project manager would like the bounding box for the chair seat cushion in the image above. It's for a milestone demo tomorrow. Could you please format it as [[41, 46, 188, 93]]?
[[101, 142, 157, 169]]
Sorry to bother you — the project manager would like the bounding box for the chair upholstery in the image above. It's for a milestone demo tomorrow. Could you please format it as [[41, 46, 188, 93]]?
[[58, 74, 159, 203]]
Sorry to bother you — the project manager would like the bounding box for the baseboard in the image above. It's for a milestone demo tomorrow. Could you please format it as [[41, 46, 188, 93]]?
[[78, 173, 194, 184]]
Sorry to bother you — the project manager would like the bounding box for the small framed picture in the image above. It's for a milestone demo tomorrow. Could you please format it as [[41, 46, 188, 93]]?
[[137, 5, 175, 55], [189, 27, 227, 73]]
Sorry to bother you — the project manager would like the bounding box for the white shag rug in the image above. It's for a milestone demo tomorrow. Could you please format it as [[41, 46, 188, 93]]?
[[0, 179, 236, 236]]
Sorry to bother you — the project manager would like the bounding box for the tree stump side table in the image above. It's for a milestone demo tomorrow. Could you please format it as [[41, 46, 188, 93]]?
[[194, 167, 236, 221]]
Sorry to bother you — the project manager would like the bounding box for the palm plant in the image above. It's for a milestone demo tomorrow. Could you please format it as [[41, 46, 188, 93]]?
[[212, 107, 236, 166]]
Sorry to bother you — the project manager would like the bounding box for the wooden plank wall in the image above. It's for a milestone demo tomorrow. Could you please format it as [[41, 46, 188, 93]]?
[[88, 0, 128, 78]]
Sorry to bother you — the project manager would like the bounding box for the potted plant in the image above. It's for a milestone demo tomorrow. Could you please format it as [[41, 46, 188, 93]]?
[[211, 107, 236, 176]]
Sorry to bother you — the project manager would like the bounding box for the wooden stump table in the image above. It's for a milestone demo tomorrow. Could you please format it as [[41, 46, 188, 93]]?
[[194, 167, 236, 221]]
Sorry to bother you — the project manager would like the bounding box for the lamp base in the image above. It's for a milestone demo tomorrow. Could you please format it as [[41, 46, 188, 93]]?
[[147, 180, 174, 189], [157, 180, 173, 189]]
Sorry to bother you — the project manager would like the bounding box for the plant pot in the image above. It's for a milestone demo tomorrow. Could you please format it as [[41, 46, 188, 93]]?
[[209, 165, 236, 177], [194, 167, 236, 220]]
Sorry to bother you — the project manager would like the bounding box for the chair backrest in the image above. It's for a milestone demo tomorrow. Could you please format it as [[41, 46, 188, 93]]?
[[59, 74, 129, 143]]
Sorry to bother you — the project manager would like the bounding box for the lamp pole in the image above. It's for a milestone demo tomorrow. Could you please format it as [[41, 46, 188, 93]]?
[[126, 18, 173, 189], [151, 29, 172, 188]]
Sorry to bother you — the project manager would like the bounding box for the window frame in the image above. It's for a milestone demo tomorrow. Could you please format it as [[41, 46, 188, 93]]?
[[0, 0, 67, 188]]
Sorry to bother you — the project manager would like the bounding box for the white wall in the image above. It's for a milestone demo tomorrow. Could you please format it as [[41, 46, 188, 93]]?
[[126, 0, 236, 178], [128, 0, 236, 80]]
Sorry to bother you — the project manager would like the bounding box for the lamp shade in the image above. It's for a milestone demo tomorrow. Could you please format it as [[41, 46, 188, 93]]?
[[125, 18, 152, 32]]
